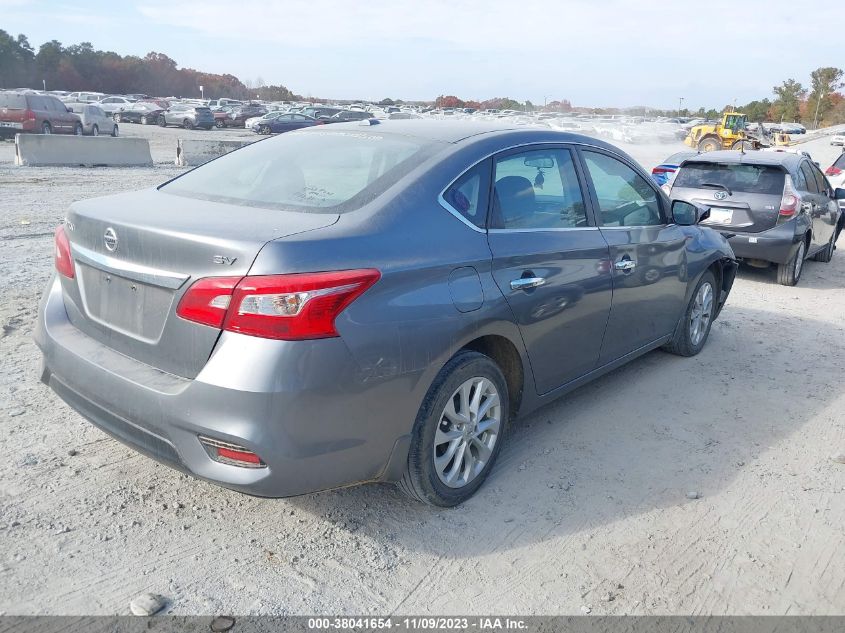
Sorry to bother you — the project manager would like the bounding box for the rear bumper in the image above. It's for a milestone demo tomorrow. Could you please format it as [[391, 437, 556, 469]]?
[[725, 221, 801, 265], [34, 275, 415, 497]]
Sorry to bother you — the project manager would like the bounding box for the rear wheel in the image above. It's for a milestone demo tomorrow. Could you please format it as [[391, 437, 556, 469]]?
[[215, 119, 225, 128], [731, 139, 754, 151], [777, 240, 806, 286], [41, 122, 52, 135], [399, 351, 509, 507], [140, 115, 148, 125], [92, 124, 99, 136], [698, 136, 722, 152], [812, 233, 835, 263], [73, 123, 83, 136], [158, 116, 167, 127], [182, 119, 194, 130], [663, 271, 717, 357]]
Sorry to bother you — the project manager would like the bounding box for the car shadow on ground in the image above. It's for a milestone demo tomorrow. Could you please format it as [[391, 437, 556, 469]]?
[[283, 304, 845, 556]]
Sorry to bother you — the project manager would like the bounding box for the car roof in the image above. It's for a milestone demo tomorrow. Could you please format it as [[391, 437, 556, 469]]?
[[330, 119, 630, 152], [680, 149, 803, 169]]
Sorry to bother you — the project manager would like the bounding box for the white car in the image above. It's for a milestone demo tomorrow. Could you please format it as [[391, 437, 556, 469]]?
[[825, 152, 845, 200], [95, 96, 137, 115], [830, 133, 845, 146], [245, 111, 284, 130]]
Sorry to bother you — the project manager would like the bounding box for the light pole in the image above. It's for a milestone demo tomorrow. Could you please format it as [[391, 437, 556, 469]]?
[[678, 97, 684, 118], [199, 85, 204, 101], [812, 91, 826, 130]]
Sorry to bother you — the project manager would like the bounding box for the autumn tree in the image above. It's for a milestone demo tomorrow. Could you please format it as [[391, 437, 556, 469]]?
[[771, 79, 806, 122], [807, 66, 844, 127]]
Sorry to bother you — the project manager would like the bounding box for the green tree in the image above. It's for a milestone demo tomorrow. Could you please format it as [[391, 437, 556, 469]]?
[[771, 79, 806, 122], [807, 66, 844, 127]]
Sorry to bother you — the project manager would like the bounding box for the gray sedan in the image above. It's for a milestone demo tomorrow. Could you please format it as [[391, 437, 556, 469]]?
[[35, 121, 737, 506]]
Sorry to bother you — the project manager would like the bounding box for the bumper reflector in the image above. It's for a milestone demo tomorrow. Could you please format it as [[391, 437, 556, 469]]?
[[198, 436, 266, 469]]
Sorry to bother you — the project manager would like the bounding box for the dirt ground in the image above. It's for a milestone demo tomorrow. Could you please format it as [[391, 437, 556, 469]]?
[[0, 124, 843, 616]]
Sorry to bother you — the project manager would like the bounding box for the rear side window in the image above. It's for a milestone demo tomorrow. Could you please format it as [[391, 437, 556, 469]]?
[[27, 96, 47, 111], [0, 93, 27, 109], [799, 163, 819, 193], [163, 129, 434, 212], [674, 162, 785, 195], [442, 159, 490, 228], [833, 154, 845, 170]]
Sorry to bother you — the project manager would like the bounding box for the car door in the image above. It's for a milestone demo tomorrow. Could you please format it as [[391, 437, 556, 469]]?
[[807, 161, 839, 248], [798, 161, 830, 252], [485, 145, 613, 394], [579, 148, 689, 364]]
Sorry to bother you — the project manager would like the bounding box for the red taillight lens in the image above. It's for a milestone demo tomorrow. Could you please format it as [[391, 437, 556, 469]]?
[[778, 175, 800, 221], [177, 269, 380, 340], [54, 225, 75, 279], [23, 109, 36, 122], [175, 276, 240, 328], [825, 166, 842, 176], [651, 167, 673, 174]]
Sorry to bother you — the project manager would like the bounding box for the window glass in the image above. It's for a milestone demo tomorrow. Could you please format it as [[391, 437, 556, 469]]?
[[163, 129, 432, 212], [833, 153, 845, 170], [810, 164, 829, 194], [443, 161, 489, 228], [673, 161, 785, 195], [800, 163, 820, 193], [792, 165, 808, 191], [492, 149, 586, 229], [583, 151, 663, 226]]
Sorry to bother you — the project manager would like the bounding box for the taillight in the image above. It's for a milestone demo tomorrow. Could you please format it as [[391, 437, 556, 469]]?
[[23, 109, 36, 122], [54, 225, 75, 279], [825, 166, 842, 177], [778, 174, 799, 222], [651, 167, 673, 174], [177, 269, 380, 340]]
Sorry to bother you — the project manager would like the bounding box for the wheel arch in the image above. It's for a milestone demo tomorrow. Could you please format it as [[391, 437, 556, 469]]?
[[459, 334, 525, 419]]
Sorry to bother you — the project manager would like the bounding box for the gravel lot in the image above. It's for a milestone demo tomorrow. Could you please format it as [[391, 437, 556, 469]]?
[[0, 124, 843, 616]]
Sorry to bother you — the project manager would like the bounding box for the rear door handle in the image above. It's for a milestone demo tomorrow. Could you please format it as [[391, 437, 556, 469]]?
[[510, 277, 546, 291], [614, 260, 637, 271]]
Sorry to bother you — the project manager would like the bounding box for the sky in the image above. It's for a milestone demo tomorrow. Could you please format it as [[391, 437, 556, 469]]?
[[1, 0, 837, 109]]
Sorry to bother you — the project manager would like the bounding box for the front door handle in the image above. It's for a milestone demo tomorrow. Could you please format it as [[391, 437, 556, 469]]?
[[510, 277, 546, 291], [614, 259, 637, 272]]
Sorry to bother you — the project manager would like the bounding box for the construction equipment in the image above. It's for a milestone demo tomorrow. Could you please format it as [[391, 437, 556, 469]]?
[[683, 112, 768, 152]]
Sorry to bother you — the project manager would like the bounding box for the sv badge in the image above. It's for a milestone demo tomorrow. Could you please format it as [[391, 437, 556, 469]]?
[[212, 255, 238, 265]]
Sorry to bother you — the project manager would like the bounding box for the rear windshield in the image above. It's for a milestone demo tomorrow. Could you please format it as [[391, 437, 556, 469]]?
[[162, 128, 437, 212], [0, 93, 27, 109], [674, 161, 785, 195], [833, 153, 845, 170]]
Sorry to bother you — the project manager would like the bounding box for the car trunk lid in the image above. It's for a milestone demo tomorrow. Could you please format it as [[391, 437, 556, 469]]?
[[61, 188, 338, 378]]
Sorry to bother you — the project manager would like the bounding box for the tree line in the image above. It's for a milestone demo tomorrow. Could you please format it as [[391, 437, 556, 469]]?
[[0, 30, 297, 101]]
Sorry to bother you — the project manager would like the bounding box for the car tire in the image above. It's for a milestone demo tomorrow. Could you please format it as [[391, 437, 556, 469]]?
[[812, 234, 835, 263], [777, 240, 806, 286], [140, 115, 148, 125], [73, 123, 83, 136], [158, 116, 167, 127], [215, 120, 225, 128], [183, 119, 194, 130], [731, 139, 754, 151], [111, 125, 119, 137], [92, 125, 99, 136], [698, 137, 722, 152], [41, 122, 52, 135], [259, 125, 271, 135], [663, 270, 717, 357], [398, 351, 509, 507], [113, 113, 122, 123]]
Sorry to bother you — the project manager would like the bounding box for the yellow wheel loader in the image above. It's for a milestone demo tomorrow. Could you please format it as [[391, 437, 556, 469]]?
[[684, 112, 769, 152]]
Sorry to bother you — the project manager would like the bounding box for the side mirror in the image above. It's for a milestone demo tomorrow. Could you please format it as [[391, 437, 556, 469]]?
[[66, 105, 73, 113], [672, 199, 710, 225], [835, 188, 845, 200]]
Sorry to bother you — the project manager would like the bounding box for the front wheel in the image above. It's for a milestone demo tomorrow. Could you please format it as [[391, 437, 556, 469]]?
[[158, 116, 167, 127], [399, 351, 509, 507], [182, 119, 194, 130], [111, 125, 119, 137], [215, 119, 225, 128], [140, 115, 148, 125], [698, 136, 722, 152], [663, 271, 717, 357], [777, 240, 805, 286], [92, 124, 99, 136], [259, 125, 271, 135]]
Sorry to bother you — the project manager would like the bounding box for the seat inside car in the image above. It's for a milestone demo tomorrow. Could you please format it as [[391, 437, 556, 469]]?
[[492, 176, 536, 228]]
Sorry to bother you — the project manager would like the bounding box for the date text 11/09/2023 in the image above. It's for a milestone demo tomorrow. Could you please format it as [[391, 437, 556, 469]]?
[[307, 617, 528, 631]]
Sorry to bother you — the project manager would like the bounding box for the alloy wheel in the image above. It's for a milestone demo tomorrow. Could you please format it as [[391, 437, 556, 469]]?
[[433, 377, 501, 489], [689, 281, 714, 347]]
